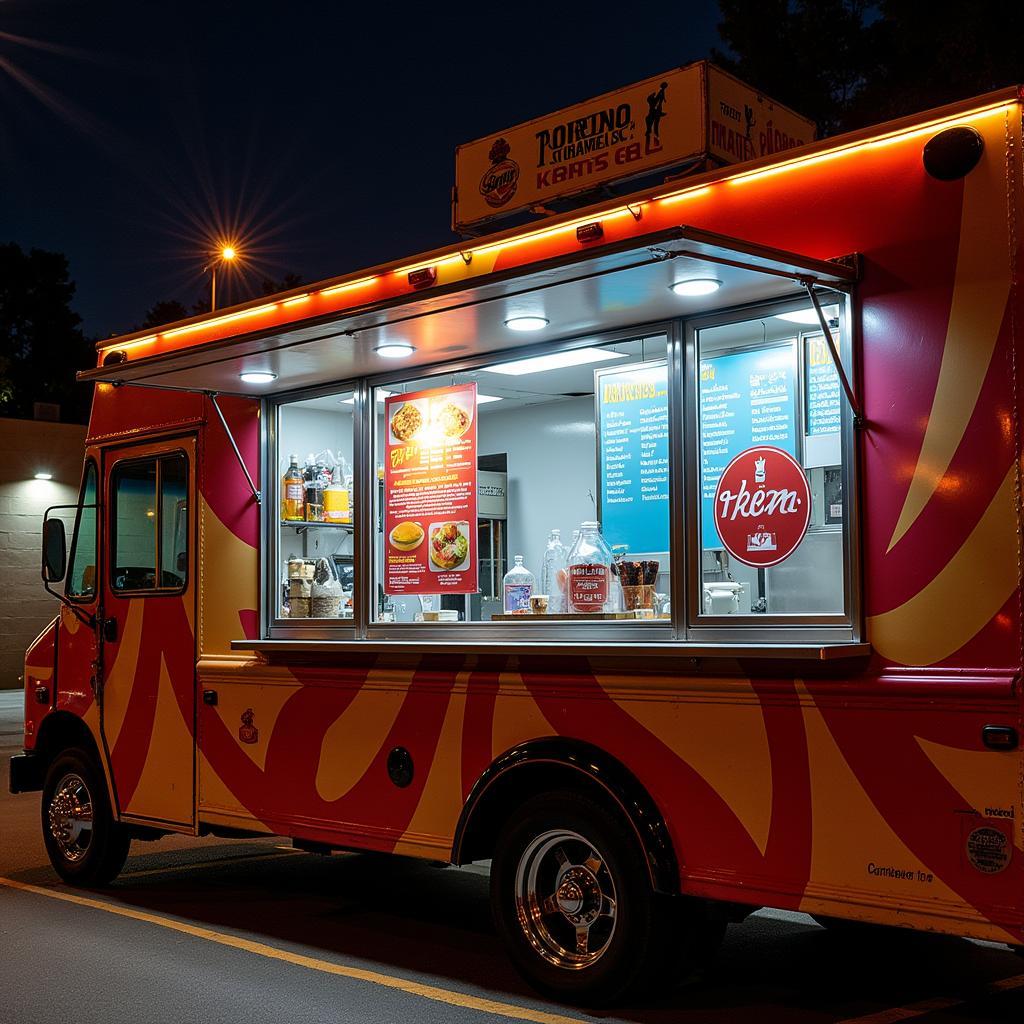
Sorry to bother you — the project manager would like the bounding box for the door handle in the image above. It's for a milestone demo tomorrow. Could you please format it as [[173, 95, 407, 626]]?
[[202, 689, 218, 707], [982, 725, 1019, 751], [101, 618, 117, 643]]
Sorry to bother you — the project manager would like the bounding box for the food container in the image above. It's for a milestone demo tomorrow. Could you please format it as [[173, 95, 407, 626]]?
[[288, 579, 311, 599], [324, 484, 350, 523], [289, 597, 311, 618], [312, 595, 341, 618], [529, 594, 549, 614]]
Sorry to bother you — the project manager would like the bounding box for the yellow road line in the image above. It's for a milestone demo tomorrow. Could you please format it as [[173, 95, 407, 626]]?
[[0, 877, 585, 1024], [836, 973, 1024, 1022]]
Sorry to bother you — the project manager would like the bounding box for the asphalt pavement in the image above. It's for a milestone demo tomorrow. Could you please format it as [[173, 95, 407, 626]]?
[[1, 687, 1022, 1024]]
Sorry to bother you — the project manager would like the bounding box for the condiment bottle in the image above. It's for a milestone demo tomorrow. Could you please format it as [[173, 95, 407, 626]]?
[[281, 454, 305, 521]]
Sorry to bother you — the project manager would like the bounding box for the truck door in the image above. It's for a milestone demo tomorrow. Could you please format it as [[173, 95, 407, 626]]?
[[99, 438, 196, 829]]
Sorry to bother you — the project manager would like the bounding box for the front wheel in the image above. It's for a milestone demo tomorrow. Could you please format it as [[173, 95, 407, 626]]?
[[41, 747, 130, 886], [490, 790, 719, 1006]]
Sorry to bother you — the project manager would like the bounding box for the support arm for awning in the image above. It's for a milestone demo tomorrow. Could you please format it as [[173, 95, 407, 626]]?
[[209, 393, 261, 505], [802, 280, 863, 426]]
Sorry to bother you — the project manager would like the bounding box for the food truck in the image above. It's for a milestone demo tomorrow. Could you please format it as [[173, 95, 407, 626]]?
[[9, 76, 1024, 1005]]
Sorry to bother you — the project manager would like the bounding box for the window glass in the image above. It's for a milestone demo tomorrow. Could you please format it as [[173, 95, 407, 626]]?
[[112, 460, 158, 591], [67, 462, 98, 600], [111, 454, 188, 594], [374, 335, 670, 624], [696, 303, 846, 616], [276, 395, 355, 620], [160, 456, 188, 589]]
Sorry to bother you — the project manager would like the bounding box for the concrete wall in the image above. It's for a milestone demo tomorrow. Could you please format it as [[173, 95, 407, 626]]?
[[0, 418, 87, 688]]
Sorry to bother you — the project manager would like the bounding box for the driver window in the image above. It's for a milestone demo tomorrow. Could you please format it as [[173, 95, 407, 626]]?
[[111, 454, 188, 594], [66, 462, 98, 600]]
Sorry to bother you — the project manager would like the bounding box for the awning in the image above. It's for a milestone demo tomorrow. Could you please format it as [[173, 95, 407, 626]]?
[[79, 226, 857, 397]]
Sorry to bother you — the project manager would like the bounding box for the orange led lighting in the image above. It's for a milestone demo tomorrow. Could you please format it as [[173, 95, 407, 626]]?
[[319, 275, 379, 298], [161, 301, 279, 339], [96, 97, 1019, 357], [724, 102, 1013, 187]]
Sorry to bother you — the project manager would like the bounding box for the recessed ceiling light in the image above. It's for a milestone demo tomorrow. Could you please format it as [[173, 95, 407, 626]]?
[[34, 472, 53, 481], [504, 316, 549, 332], [775, 309, 825, 324], [485, 347, 625, 376], [375, 341, 415, 358], [670, 278, 722, 297], [239, 371, 277, 384]]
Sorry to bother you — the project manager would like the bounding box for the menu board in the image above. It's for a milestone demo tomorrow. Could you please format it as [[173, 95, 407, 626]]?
[[596, 362, 670, 553], [805, 333, 842, 436], [699, 343, 797, 549], [383, 383, 478, 595]]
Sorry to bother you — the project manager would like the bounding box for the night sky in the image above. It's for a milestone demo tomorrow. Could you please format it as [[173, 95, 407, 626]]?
[[1, 1, 722, 340]]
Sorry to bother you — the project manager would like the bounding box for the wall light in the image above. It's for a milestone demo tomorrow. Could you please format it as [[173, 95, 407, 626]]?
[[375, 342, 415, 358], [33, 472, 53, 481], [239, 371, 277, 384], [504, 316, 549, 332], [486, 347, 624, 376], [670, 279, 722, 297]]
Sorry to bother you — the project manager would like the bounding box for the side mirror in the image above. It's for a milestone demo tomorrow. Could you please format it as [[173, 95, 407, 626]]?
[[42, 518, 67, 584]]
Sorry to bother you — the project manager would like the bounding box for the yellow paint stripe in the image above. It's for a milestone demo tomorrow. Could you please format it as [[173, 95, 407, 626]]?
[[836, 973, 1024, 1023], [0, 877, 586, 1024]]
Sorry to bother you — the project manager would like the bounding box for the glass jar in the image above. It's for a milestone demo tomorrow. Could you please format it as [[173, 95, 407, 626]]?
[[565, 521, 614, 614]]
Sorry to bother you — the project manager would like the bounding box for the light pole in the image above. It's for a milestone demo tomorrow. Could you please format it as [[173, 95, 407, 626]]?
[[206, 245, 238, 311]]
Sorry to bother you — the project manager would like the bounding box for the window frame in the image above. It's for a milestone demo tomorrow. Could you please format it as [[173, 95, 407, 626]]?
[[266, 379, 362, 636], [683, 292, 861, 643], [109, 450, 190, 597], [65, 458, 99, 604], [264, 298, 861, 646]]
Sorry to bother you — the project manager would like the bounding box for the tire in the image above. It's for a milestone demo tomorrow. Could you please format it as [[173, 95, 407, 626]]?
[[41, 747, 130, 886], [490, 789, 721, 1006]]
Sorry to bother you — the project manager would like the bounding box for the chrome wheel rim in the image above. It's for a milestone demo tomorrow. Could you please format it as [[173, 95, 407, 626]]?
[[48, 772, 94, 863], [514, 828, 617, 970]]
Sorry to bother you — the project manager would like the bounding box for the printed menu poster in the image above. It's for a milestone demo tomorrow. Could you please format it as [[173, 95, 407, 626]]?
[[384, 383, 478, 595], [805, 333, 842, 436], [596, 361, 670, 553], [699, 342, 797, 550]]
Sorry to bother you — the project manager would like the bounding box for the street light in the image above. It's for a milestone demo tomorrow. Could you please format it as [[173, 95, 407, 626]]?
[[206, 244, 239, 311]]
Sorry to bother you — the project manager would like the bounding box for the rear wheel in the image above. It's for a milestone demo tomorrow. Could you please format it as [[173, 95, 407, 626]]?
[[41, 747, 130, 886], [490, 790, 721, 1006]]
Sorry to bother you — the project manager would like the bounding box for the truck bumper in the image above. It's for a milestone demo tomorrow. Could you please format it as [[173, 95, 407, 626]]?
[[8, 753, 44, 794]]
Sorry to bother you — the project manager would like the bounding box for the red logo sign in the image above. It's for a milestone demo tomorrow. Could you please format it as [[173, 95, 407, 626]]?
[[479, 137, 520, 208], [713, 446, 810, 567], [568, 563, 609, 611]]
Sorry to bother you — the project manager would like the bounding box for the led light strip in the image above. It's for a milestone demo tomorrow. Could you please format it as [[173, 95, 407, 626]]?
[[98, 99, 1017, 355]]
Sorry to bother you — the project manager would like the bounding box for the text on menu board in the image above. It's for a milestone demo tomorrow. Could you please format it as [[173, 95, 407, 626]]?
[[805, 333, 842, 436], [596, 361, 670, 554], [699, 343, 797, 549], [384, 383, 478, 595]]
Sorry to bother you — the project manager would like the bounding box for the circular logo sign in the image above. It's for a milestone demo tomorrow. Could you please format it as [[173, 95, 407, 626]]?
[[479, 158, 520, 208], [713, 446, 810, 568], [966, 826, 1011, 874]]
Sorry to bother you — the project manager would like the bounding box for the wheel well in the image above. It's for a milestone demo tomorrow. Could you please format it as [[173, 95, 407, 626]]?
[[34, 712, 101, 773], [453, 742, 679, 894]]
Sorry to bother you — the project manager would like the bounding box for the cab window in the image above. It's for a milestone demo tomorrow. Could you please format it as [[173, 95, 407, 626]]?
[[66, 461, 98, 600], [111, 453, 188, 593]]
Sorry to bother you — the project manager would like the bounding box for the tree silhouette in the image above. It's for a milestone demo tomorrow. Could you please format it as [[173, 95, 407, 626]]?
[[714, 1, 1024, 136], [0, 242, 94, 422], [141, 299, 191, 329]]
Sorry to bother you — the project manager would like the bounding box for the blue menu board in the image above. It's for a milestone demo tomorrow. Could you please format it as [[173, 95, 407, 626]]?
[[699, 343, 798, 549], [805, 333, 842, 436], [596, 362, 670, 553]]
